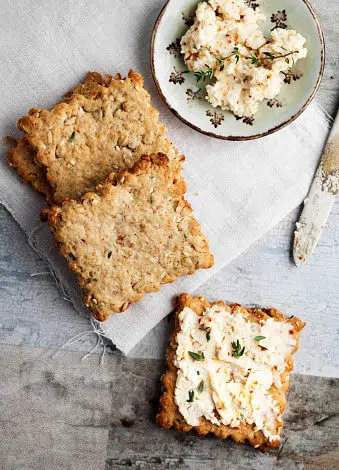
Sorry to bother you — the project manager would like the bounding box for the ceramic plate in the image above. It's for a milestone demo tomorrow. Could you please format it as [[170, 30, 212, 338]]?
[[151, 0, 324, 140]]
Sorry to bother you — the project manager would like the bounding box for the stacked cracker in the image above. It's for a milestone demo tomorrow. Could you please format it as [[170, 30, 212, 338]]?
[[8, 70, 214, 320]]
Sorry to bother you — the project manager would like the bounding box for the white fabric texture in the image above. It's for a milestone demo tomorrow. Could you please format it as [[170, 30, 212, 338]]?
[[0, 0, 328, 354]]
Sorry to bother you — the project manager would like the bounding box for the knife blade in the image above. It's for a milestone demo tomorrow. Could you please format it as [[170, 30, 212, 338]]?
[[293, 108, 339, 266]]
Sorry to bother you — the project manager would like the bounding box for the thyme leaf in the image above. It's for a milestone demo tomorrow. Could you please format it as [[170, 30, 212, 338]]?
[[188, 351, 205, 361], [233, 47, 240, 64], [68, 131, 75, 143], [231, 340, 245, 358], [254, 335, 267, 349], [197, 380, 204, 394], [216, 56, 225, 71], [250, 52, 260, 65], [254, 336, 266, 341], [199, 325, 211, 342], [263, 51, 276, 60], [187, 390, 194, 402], [258, 50, 299, 65]]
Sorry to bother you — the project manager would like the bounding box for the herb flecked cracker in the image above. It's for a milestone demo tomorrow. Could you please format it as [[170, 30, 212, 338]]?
[[8, 136, 54, 204], [157, 294, 305, 451], [46, 155, 214, 320], [8, 70, 182, 204]]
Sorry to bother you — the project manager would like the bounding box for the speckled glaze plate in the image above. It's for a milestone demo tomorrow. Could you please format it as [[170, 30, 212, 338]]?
[[151, 0, 324, 140]]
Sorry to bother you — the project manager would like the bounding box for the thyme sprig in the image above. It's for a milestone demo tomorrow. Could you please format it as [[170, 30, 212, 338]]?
[[194, 48, 299, 82], [251, 50, 299, 66], [216, 47, 239, 69], [195, 47, 239, 82], [231, 339, 245, 358], [194, 64, 214, 82]]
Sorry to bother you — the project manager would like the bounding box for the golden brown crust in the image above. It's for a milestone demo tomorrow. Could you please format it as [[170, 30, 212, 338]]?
[[6, 78, 85, 204], [156, 294, 305, 451], [45, 156, 213, 320], [13, 70, 182, 204], [7, 137, 54, 204]]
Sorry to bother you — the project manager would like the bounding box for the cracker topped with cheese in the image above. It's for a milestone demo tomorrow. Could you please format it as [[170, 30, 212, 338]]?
[[157, 294, 305, 450]]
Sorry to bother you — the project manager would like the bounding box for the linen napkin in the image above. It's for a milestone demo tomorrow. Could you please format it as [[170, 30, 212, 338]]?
[[0, 0, 328, 354]]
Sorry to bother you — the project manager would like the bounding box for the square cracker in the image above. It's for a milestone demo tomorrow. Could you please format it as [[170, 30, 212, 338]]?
[[46, 155, 214, 321], [156, 294, 305, 451], [9, 70, 181, 204], [7, 136, 54, 204]]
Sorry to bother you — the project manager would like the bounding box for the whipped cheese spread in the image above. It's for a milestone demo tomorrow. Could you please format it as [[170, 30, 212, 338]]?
[[180, 0, 307, 117], [174, 305, 296, 442]]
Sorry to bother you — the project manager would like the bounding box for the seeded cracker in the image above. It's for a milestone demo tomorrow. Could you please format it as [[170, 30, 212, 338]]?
[[157, 294, 305, 451], [9, 70, 182, 203], [8, 136, 54, 204], [46, 155, 214, 320]]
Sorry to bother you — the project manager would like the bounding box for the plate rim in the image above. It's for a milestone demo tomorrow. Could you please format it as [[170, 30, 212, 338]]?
[[150, 0, 325, 141]]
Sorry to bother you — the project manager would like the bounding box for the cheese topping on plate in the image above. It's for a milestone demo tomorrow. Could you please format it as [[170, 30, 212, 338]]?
[[180, 0, 307, 118], [174, 305, 296, 442]]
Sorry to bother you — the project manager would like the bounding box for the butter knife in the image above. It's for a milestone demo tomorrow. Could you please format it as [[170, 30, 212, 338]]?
[[293, 108, 339, 266]]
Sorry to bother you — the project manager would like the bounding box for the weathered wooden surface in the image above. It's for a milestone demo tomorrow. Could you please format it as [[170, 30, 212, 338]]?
[[0, 344, 337, 470], [313, 1, 339, 119], [0, 0, 338, 367], [0, 0, 338, 468], [0, 0, 338, 369]]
